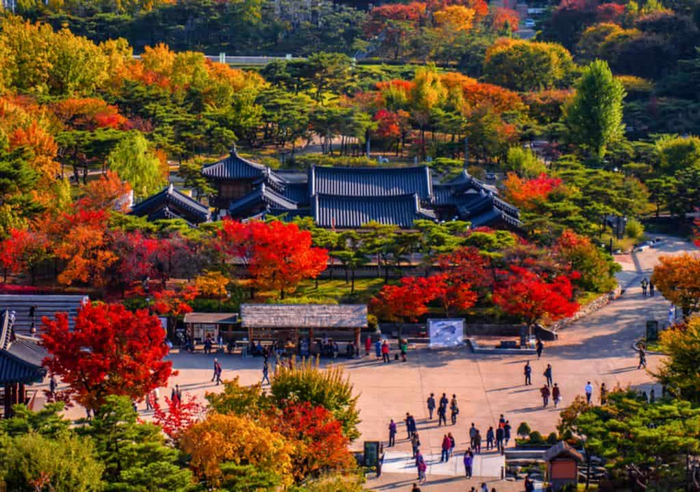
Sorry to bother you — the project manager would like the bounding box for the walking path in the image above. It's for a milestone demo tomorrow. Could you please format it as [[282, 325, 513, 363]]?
[[39, 235, 695, 491]]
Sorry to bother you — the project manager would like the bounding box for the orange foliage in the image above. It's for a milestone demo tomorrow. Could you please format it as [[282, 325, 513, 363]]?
[[462, 83, 524, 113], [651, 253, 700, 318], [9, 122, 60, 183], [440, 72, 478, 92], [51, 98, 128, 130], [491, 7, 520, 31], [503, 172, 563, 210], [78, 171, 132, 212]]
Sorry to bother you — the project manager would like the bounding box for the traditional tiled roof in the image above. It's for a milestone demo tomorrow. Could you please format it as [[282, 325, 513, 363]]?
[[544, 441, 584, 462], [241, 304, 367, 329], [228, 183, 299, 216], [0, 295, 89, 335], [130, 184, 211, 224], [309, 166, 433, 199], [0, 310, 47, 385], [202, 147, 267, 180], [312, 193, 435, 229]]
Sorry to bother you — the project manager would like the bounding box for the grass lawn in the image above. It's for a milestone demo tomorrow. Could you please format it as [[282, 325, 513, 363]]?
[[257, 277, 389, 305]]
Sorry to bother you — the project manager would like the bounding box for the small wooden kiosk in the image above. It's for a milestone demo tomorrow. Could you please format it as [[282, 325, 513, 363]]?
[[544, 441, 584, 492], [183, 312, 239, 343], [0, 310, 47, 418], [240, 304, 367, 356]]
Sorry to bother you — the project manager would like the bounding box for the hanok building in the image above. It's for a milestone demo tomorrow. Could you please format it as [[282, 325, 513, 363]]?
[[130, 184, 211, 226], [0, 310, 47, 418], [204, 147, 521, 229]]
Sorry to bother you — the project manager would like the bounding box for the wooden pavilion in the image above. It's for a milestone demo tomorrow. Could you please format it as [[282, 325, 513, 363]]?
[[240, 304, 367, 356], [544, 441, 584, 491], [0, 310, 47, 418]]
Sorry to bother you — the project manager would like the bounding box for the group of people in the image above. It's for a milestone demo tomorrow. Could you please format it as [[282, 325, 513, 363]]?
[[468, 417, 511, 455], [640, 277, 655, 296], [365, 336, 409, 363], [426, 393, 459, 426]]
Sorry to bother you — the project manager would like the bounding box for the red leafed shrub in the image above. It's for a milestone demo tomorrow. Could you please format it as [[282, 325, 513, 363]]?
[[153, 394, 204, 439]]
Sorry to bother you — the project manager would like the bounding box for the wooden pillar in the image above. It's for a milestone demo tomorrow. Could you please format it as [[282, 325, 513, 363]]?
[[3, 384, 11, 418], [309, 326, 315, 356], [18, 383, 25, 405], [247, 325, 253, 342], [354, 327, 361, 358]]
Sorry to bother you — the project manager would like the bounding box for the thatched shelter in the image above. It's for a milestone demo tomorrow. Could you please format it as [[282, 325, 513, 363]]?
[[240, 304, 367, 355]]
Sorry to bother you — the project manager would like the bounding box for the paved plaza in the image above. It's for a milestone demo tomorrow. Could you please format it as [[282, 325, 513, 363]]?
[[42, 235, 694, 491]]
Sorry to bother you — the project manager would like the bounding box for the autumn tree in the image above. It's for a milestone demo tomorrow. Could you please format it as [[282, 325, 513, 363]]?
[[41, 302, 174, 411], [493, 265, 579, 329], [270, 402, 355, 482], [153, 394, 203, 439], [502, 173, 563, 211], [655, 316, 700, 403], [107, 131, 166, 198], [180, 413, 293, 489], [270, 358, 361, 441], [369, 276, 441, 323], [564, 60, 626, 160], [483, 39, 575, 92], [78, 170, 131, 212], [218, 219, 328, 299], [555, 229, 619, 292], [651, 253, 700, 319], [0, 228, 51, 284]]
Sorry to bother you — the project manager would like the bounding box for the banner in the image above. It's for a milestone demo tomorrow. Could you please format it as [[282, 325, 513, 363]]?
[[428, 319, 465, 348]]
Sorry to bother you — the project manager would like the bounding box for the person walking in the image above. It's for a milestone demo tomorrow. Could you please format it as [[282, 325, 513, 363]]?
[[584, 381, 593, 404], [496, 426, 505, 454], [469, 423, 477, 448], [524, 361, 532, 385], [365, 336, 372, 356], [388, 419, 397, 447], [641, 277, 649, 296], [525, 477, 534, 492], [649, 280, 655, 297], [544, 364, 553, 387], [212, 358, 223, 385], [439, 392, 449, 410], [536, 339, 544, 359], [437, 404, 447, 427], [474, 429, 482, 453], [503, 420, 511, 447], [450, 394, 459, 425], [600, 382, 608, 405], [481, 482, 489, 492], [448, 432, 456, 457], [552, 383, 561, 408], [261, 361, 270, 385], [406, 413, 417, 439], [463, 451, 473, 477], [49, 376, 57, 398], [400, 339, 408, 362], [638, 346, 647, 369], [486, 426, 495, 451], [411, 431, 421, 458], [381, 340, 390, 363], [375, 339, 382, 360], [416, 451, 427, 482], [441, 434, 451, 462], [541, 384, 550, 407], [427, 393, 436, 420]]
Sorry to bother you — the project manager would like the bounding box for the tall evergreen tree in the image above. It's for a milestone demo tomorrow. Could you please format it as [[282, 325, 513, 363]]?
[[564, 60, 626, 161]]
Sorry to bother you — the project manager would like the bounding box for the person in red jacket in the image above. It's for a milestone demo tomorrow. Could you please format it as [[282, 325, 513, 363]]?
[[381, 340, 390, 363], [365, 336, 372, 356], [440, 434, 451, 462], [541, 384, 551, 407]]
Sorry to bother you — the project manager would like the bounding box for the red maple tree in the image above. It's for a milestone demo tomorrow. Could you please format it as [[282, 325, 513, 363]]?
[[270, 402, 355, 481], [492, 265, 579, 328], [218, 219, 328, 299], [432, 273, 478, 317], [0, 228, 51, 284], [153, 394, 203, 439], [41, 302, 174, 411], [370, 276, 442, 322], [437, 246, 493, 291]]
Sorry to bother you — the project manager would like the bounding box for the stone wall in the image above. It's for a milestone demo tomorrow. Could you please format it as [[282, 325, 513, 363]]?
[[550, 285, 622, 332]]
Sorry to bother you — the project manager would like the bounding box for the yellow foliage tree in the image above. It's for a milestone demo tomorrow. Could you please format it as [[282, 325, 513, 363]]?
[[194, 271, 230, 299], [651, 253, 700, 319], [434, 5, 476, 32], [180, 413, 294, 488]]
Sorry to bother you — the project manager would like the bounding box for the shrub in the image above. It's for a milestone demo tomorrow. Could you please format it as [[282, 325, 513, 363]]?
[[517, 422, 531, 438], [528, 431, 544, 444], [271, 358, 361, 441], [626, 218, 645, 239], [291, 154, 376, 170], [547, 432, 559, 445]]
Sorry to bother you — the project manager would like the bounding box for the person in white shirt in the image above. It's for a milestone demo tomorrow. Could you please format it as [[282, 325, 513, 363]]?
[[585, 381, 593, 404]]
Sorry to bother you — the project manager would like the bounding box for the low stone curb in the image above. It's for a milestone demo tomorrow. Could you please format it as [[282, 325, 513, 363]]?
[[467, 338, 537, 355]]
